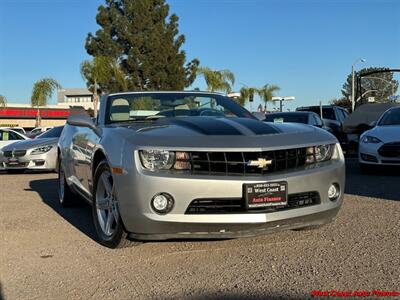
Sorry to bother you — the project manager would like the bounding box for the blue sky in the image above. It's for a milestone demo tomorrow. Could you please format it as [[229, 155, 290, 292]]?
[[0, 0, 399, 111]]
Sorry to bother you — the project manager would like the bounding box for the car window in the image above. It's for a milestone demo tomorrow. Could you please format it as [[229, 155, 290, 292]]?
[[36, 126, 64, 138], [378, 108, 400, 126], [297, 107, 336, 120], [264, 114, 308, 124], [0, 130, 22, 141], [314, 114, 323, 126], [336, 108, 346, 122], [106, 93, 254, 124]]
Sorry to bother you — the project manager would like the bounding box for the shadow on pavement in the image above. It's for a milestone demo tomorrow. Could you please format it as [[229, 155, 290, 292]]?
[[27, 178, 98, 242], [345, 159, 400, 201]]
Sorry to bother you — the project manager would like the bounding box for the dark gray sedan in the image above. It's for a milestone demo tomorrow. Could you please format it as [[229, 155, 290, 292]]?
[[58, 91, 345, 248]]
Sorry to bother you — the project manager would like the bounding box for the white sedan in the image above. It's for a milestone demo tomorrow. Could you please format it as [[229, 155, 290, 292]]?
[[359, 106, 400, 171]]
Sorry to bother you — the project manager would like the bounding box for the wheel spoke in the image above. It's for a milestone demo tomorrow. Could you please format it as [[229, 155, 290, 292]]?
[[100, 173, 113, 196], [112, 202, 120, 222], [96, 198, 109, 210], [105, 212, 114, 235]]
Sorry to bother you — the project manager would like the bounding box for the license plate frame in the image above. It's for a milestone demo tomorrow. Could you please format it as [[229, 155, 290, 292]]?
[[244, 181, 288, 209]]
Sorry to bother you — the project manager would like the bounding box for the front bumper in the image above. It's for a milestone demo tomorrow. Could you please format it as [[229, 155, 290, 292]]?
[[359, 142, 400, 166], [0, 148, 57, 171], [114, 147, 346, 240]]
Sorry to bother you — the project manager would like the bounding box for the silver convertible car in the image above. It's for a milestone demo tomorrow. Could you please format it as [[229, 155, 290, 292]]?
[[58, 91, 345, 248]]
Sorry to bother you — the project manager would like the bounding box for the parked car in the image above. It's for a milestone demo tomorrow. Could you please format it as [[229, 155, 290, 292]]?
[[264, 111, 332, 132], [296, 105, 349, 147], [28, 126, 53, 138], [0, 126, 26, 135], [359, 106, 400, 171], [59, 91, 345, 248], [0, 126, 63, 172], [0, 128, 29, 149], [343, 103, 400, 152]]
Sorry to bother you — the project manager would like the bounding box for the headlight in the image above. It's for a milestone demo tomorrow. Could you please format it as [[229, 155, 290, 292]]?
[[361, 135, 382, 144], [139, 150, 192, 172], [31, 145, 53, 155], [306, 144, 335, 164]]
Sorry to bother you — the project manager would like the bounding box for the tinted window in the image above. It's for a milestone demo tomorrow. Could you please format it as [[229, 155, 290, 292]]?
[[106, 93, 254, 124], [0, 130, 23, 141], [378, 108, 400, 126], [36, 126, 64, 138], [265, 113, 308, 124], [297, 107, 336, 120]]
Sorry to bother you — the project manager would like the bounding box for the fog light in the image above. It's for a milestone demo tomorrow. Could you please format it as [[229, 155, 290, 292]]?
[[328, 184, 340, 201], [151, 193, 174, 214]]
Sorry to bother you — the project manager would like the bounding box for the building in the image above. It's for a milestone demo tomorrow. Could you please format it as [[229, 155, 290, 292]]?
[[0, 88, 96, 129], [57, 88, 95, 110]]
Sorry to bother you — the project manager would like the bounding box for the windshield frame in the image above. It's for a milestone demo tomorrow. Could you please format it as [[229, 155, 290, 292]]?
[[104, 92, 255, 125], [36, 126, 64, 139]]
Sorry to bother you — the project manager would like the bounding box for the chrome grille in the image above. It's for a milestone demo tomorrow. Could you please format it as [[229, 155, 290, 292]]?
[[187, 148, 308, 176]]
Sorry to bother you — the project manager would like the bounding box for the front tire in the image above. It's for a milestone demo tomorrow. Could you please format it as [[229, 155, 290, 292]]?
[[92, 160, 132, 248]]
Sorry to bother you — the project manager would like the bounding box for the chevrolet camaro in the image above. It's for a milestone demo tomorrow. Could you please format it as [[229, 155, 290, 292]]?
[[58, 91, 345, 248]]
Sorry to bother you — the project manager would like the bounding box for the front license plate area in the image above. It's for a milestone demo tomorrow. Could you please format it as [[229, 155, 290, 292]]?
[[7, 158, 19, 165], [244, 181, 288, 209]]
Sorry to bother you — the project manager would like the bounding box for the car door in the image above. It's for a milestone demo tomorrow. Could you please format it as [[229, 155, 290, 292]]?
[[71, 127, 92, 195]]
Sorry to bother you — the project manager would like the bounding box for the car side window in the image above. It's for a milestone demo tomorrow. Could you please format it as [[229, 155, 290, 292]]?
[[335, 108, 344, 122], [0, 130, 21, 141], [309, 115, 316, 125]]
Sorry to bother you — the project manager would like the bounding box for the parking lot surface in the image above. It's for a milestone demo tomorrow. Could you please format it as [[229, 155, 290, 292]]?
[[0, 159, 399, 299]]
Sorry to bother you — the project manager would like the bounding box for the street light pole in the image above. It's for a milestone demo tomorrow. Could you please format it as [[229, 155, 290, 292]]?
[[271, 96, 295, 112], [351, 58, 366, 112]]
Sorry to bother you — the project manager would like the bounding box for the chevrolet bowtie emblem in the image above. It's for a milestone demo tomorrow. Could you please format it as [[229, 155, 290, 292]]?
[[247, 158, 273, 169]]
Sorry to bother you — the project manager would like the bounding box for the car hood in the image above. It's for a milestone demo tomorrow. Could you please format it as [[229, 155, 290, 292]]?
[[364, 125, 400, 143], [1, 137, 59, 151], [109, 117, 337, 149]]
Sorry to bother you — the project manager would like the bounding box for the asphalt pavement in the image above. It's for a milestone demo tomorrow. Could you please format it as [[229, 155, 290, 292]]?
[[0, 159, 399, 299]]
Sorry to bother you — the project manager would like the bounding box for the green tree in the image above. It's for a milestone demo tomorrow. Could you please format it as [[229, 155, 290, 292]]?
[[0, 95, 6, 107], [81, 56, 127, 117], [238, 86, 258, 107], [85, 0, 199, 92], [197, 67, 235, 93], [31, 78, 61, 126], [330, 97, 351, 110], [257, 84, 280, 111], [342, 67, 399, 104]]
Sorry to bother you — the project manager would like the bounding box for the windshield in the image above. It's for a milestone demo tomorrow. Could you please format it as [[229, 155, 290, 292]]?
[[378, 108, 400, 126], [265, 113, 308, 124], [36, 126, 64, 138], [105, 92, 254, 124]]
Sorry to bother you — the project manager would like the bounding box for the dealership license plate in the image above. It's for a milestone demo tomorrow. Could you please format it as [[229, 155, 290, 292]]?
[[244, 181, 288, 208], [7, 158, 19, 165]]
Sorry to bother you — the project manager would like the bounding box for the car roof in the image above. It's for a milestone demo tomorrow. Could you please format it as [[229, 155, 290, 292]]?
[[267, 111, 311, 115], [107, 90, 225, 97]]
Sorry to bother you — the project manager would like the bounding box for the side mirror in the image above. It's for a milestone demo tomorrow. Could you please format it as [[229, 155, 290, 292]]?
[[67, 113, 96, 130]]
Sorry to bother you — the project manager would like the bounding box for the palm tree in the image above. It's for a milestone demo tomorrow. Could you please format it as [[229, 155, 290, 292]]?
[[257, 84, 280, 112], [0, 95, 7, 108], [197, 67, 235, 94], [31, 78, 62, 126], [238, 86, 258, 107], [80, 56, 127, 117]]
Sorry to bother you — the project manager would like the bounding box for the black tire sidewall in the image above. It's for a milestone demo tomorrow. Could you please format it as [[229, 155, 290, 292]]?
[[92, 160, 124, 248]]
